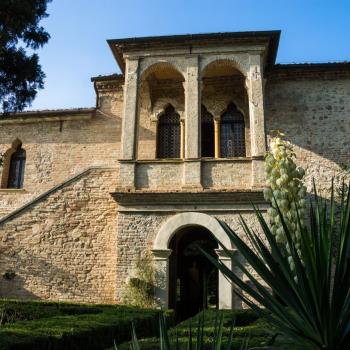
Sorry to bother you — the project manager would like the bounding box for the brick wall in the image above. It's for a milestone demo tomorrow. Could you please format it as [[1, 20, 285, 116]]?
[[265, 76, 350, 196], [0, 89, 123, 217], [0, 168, 118, 303]]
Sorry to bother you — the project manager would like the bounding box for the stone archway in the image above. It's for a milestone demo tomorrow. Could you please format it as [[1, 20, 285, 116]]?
[[152, 212, 235, 310]]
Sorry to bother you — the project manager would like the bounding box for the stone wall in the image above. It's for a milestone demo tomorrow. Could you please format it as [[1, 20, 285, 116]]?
[[0, 64, 350, 305], [135, 161, 183, 189], [0, 168, 118, 303], [265, 76, 350, 196], [0, 87, 123, 217], [115, 210, 262, 303], [201, 159, 252, 189]]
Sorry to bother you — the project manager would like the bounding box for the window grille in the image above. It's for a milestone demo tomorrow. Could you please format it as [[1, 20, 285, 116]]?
[[7, 145, 26, 189], [201, 105, 214, 157], [220, 103, 246, 157], [157, 105, 181, 158]]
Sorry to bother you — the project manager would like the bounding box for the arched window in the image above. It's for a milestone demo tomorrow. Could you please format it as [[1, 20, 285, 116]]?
[[201, 105, 214, 157], [157, 105, 181, 158], [220, 103, 246, 157], [7, 144, 26, 189]]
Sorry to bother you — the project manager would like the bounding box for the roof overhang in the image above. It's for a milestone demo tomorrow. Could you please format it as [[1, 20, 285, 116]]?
[[107, 30, 281, 74], [0, 108, 95, 124]]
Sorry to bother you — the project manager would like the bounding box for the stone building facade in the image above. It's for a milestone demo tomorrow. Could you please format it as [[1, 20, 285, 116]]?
[[0, 31, 349, 314]]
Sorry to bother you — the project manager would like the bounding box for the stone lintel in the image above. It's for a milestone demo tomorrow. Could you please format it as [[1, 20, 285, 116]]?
[[111, 190, 268, 212]]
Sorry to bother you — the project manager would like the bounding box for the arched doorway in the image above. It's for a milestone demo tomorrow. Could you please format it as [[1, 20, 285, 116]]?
[[169, 226, 218, 320], [152, 212, 235, 312]]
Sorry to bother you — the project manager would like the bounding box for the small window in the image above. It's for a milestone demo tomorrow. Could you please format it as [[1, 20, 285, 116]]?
[[7, 145, 26, 189], [220, 103, 246, 157], [201, 105, 214, 157], [157, 105, 181, 158]]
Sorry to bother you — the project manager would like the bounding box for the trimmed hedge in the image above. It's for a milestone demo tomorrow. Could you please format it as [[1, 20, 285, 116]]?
[[117, 309, 273, 350], [0, 299, 173, 350]]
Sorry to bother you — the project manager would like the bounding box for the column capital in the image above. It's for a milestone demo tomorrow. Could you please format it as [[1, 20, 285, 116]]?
[[152, 249, 172, 260], [215, 248, 237, 260]]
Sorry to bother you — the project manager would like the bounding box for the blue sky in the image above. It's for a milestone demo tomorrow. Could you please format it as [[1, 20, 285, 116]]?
[[29, 0, 350, 110]]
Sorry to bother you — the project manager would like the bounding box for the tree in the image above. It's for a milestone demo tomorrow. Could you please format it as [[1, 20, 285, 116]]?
[[0, 0, 51, 113]]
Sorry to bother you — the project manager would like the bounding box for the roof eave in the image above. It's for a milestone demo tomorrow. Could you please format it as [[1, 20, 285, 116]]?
[[107, 30, 281, 74]]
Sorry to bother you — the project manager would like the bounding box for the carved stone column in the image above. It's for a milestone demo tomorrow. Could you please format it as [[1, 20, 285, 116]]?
[[180, 119, 185, 159], [121, 58, 140, 160], [183, 56, 202, 188], [214, 118, 221, 158], [119, 58, 139, 190], [215, 249, 235, 309], [184, 55, 200, 159], [247, 54, 266, 188], [152, 249, 172, 308]]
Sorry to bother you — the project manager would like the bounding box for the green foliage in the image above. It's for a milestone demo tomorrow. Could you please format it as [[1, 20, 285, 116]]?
[[0, 299, 165, 350], [0, 0, 51, 113], [202, 181, 350, 349], [124, 251, 157, 308], [117, 310, 273, 350]]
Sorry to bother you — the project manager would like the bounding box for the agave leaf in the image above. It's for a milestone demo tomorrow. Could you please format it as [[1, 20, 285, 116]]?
[[225, 317, 235, 350], [201, 181, 350, 349], [130, 321, 140, 350], [159, 312, 171, 350]]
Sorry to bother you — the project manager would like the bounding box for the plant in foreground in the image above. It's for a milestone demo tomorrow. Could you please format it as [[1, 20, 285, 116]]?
[[202, 181, 350, 350], [123, 251, 157, 308], [264, 135, 306, 271], [116, 312, 252, 350]]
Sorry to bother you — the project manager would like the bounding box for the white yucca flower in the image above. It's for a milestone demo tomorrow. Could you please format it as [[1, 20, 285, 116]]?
[[265, 135, 306, 272]]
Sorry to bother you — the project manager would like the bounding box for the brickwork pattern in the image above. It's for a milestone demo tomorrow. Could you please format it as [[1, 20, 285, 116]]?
[[265, 78, 350, 196], [0, 168, 118, 303], [115, 211, 260, 302], [0, 88, 123, 217]]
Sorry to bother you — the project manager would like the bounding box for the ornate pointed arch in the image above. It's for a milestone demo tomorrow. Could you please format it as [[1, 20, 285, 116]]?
[[156, 105, 181, 158]]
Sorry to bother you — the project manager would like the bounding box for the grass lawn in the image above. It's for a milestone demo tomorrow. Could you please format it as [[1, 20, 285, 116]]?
[[0, 299, 170, 350]]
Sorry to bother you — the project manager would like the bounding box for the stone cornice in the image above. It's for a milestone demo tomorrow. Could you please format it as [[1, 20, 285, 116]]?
[[111, 190, 268, 212], [267, 62, 350, 80], [94, 79, 124, 93], [108, 31, 281, 74], [0, 108, 95, 125]]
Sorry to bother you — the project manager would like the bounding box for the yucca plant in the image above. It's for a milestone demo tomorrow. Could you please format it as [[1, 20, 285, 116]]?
[[116, 311, 250, 350], [202, 181, 350, 350]]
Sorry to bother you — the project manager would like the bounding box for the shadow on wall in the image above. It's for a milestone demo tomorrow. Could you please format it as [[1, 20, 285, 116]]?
[[0, 249, 84, 301], [265, 80, 350, 171]]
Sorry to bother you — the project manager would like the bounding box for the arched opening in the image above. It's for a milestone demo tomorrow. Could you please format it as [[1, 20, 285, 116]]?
[[1, 140, 26, 189], [137, 62, 185, 159], [169, 226, 218, 320], [201, 59, 250, 157], [201, 105, 214, 157], [7, 144, 26, 189], [220, 102, 246, 157], [156, 105, 181, 158]]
